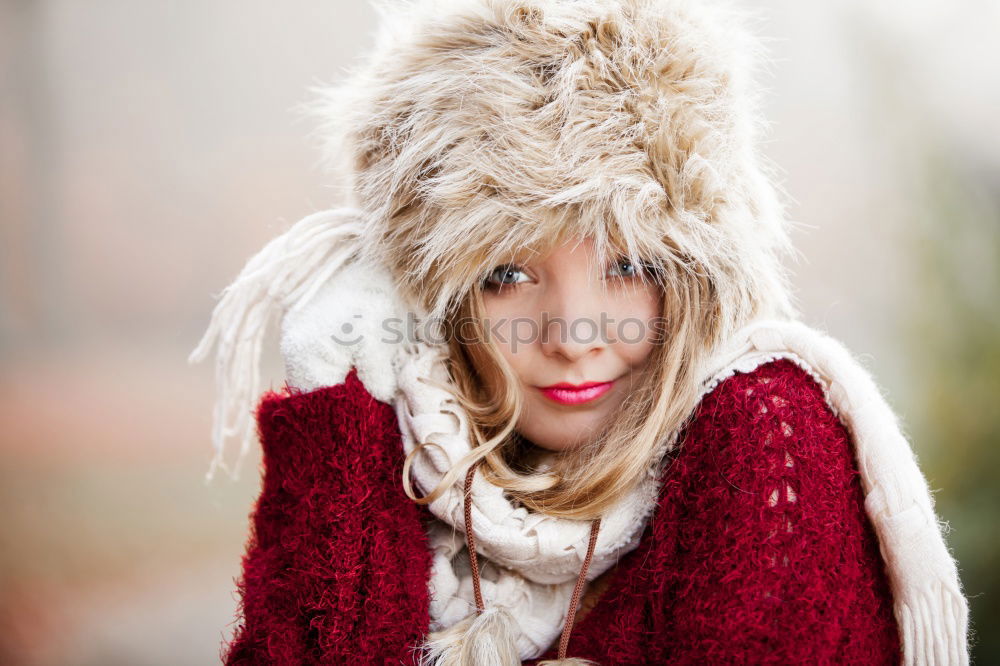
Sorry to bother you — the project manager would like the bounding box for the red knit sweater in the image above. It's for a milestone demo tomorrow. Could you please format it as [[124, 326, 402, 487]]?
[[223, 359, 901, 664]]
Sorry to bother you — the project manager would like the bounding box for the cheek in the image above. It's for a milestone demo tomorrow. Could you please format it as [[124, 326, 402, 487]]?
[[609, 285, 662, 361], [482, 297, 511, 353], [481, 295, 533, 372]]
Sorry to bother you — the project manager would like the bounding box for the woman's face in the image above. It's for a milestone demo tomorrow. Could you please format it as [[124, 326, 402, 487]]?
[[477, 237, 662, 452]]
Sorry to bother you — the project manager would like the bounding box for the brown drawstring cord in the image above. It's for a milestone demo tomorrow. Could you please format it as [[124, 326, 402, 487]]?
[[464, 459, 486, 614], [556, 516, 601, 660], [463, 458, 603, 661]]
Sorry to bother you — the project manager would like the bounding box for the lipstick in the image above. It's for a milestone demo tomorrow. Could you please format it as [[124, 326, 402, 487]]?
[[538, 380, 614, 405]]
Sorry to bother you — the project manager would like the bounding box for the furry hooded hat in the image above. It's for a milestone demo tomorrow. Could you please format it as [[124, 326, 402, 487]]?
[[315, 0, 798, 332]]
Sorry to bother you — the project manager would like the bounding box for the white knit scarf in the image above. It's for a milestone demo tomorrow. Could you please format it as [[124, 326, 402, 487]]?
[[191, 209, 970, 664]]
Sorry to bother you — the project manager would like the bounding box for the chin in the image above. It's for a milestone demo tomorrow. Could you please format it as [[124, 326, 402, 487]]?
[[532, 440, 579, 453], [519, 404, 606, 452], [529, 427, 600, 453]]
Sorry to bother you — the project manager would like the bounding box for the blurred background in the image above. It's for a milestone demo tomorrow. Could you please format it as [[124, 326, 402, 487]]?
[[0, 0, 996, 663]]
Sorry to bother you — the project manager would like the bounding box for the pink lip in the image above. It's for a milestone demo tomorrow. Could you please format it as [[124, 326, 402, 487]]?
[[538, 380, 615, 405]]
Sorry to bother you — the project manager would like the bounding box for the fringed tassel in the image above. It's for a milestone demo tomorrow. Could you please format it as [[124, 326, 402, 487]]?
[[897, 582, 970, 666], [418, 605, 521, 666], [188, 207, 365, 481]]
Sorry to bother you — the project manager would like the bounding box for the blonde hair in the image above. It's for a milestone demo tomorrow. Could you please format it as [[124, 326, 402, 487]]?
[[402, 248, 724, 521]]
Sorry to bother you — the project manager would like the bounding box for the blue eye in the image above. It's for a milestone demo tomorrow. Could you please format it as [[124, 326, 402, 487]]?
[[608, 257, 639, 278], [483, 264, 529, 288]]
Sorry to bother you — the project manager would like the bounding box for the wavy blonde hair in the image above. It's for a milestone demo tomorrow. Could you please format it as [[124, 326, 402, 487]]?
[[402, 248, 724, 520]]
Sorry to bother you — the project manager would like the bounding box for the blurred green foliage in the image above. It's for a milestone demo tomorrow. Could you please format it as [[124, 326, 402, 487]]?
[[903, 140, 999, 664]]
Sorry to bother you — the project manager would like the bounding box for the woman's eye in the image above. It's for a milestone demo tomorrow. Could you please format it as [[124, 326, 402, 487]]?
[[483, 264, 529, 288], [607, 258, 639, 279]]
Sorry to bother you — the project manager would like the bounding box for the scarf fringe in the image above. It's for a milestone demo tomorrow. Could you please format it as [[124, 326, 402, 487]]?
[[898, 582, 970, 666], [188, 207, 364, 481]]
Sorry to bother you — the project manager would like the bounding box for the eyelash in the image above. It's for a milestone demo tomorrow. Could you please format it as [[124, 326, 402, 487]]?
[[481, 265, 526, 290], [481, 257, 652, 291]]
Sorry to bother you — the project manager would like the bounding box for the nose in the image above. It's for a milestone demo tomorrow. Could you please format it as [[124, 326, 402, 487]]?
[[538, 282, 611, 363]]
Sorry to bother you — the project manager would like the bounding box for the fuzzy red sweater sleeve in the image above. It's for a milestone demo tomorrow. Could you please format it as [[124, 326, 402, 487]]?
[[653, 358, 901, 663], [222, 368, 433, 665]]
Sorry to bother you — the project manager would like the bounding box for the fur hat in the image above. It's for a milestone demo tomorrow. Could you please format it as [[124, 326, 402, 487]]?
[[313, 0, 799, 335]]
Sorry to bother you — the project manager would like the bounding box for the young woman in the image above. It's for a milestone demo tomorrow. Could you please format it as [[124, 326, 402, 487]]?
[[191, 0, 970, 663]]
